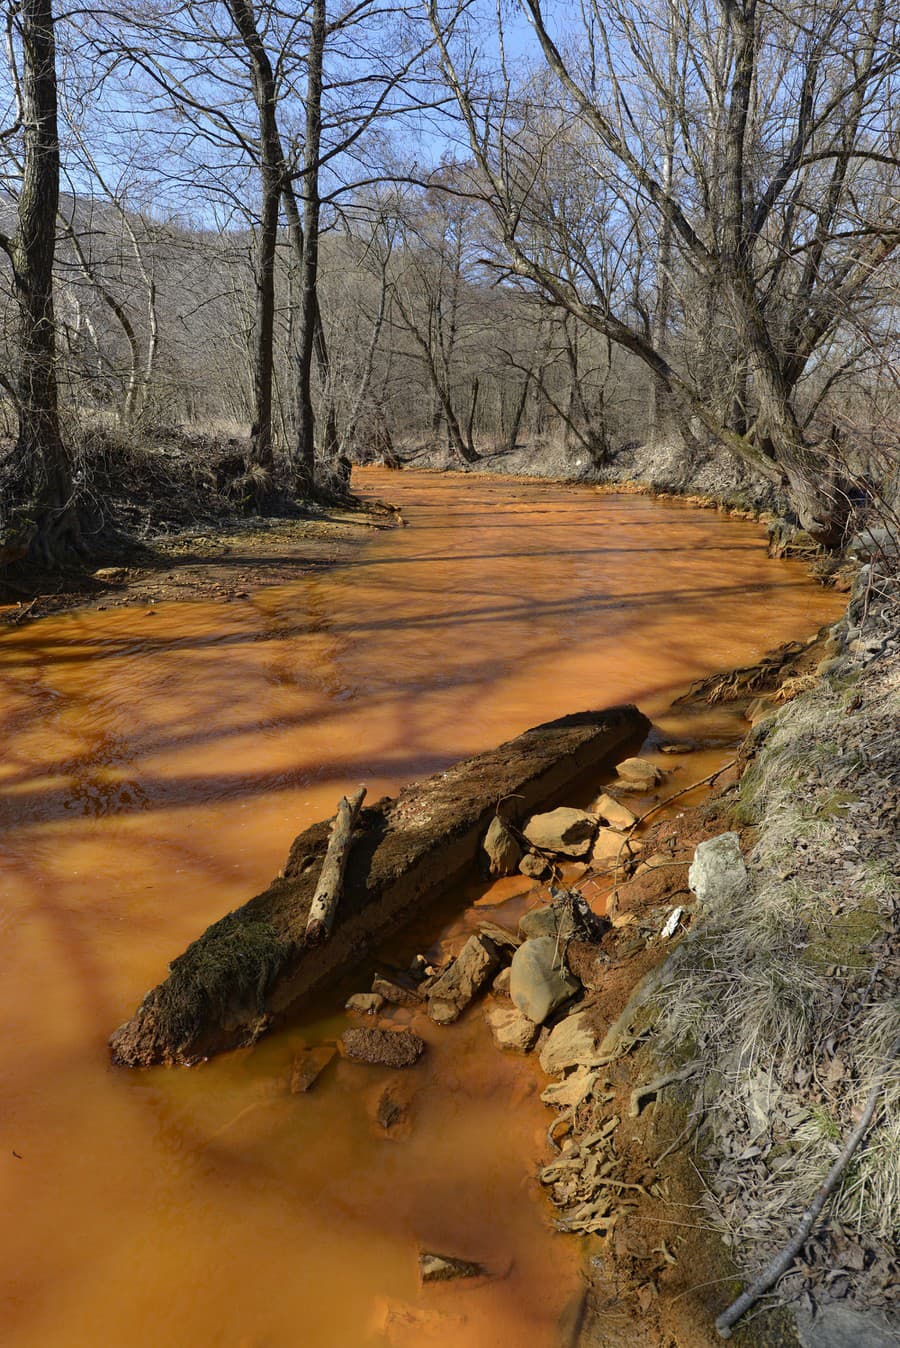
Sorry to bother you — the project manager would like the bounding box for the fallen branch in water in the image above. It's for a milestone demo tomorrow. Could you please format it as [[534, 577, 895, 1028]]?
[[305, 786, 366, 946], [714, 1044, 898, 1338]]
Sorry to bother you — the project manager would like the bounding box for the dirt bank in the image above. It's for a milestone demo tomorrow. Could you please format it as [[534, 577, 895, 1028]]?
[[0, 503, 401, 626], [395, 435, 787, 517], [557, 562, 899, 1346]]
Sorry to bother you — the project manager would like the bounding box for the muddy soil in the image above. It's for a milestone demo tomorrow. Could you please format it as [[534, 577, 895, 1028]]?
[[0, 505, 401, 625]]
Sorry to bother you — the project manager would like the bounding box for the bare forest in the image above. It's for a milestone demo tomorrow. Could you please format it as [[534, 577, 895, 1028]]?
[[0, 0, 897, 562]]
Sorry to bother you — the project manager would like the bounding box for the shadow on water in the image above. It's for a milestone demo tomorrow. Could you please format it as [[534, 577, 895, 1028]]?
[[0, 470, 845, 1348]]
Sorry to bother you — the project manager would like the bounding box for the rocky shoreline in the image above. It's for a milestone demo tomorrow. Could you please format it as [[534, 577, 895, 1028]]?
[[329, 561, 898, 1348]]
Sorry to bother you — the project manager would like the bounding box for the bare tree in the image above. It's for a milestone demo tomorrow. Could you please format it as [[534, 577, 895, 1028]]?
[[426, 0, 900, 539], [0, 0, 82, 561]]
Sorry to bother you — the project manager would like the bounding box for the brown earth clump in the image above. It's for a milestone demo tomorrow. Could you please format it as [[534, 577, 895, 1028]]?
[[340, 1027, 425, 1068]]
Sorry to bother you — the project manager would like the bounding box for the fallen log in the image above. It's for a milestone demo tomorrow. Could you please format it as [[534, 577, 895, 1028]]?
[[109, 705, 649, 1067], [305, 786, 366, 945]]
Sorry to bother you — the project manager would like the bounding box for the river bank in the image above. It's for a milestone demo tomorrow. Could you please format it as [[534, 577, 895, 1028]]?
[[397, 436, 788, 517], [554, 562, 900, 1347], [0, 503, 402, 626]]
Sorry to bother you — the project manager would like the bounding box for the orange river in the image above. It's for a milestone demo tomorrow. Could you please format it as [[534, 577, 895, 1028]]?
[[0, 471, 843, 1347]]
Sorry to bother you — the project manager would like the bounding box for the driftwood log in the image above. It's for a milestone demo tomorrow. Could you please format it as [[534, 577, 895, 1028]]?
[[109, 704, 648, 1067], [305, 787, 366, 945]]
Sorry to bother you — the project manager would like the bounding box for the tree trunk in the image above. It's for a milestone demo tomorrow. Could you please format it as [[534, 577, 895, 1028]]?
[[649, 0, 679, 444], [293, 0, 325, 494], [225, 0, 279, 490], [3, 0, 82, 564], [505, 377, 529, 451]]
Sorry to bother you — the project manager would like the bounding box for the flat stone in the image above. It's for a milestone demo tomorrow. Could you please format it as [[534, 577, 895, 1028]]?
[[615, 757, 663, 788], [540, 1065, 596, 1108], [509, 937, 580, 1024], [418, 1251, 485, 1284], [522, 807, 598, 858], [482, 814, 524, 877], [346, 992, 385, 1015], [426, 934, 500, 1024], [590, 827, 632, 868], [372, 975, 422, 1007], [539, 1007, 604, 1074], [590, 793, 636, 830], [794, 1305, 900, 1348], [340, 1027, 425, 1068], [688, 832, 749, 914], [92, 566, 128, 583], [484, 1004, 539, 1052], [476, 921, 521, 957], [519, 851, 551, 879], [289, 1044, 337, 1093]]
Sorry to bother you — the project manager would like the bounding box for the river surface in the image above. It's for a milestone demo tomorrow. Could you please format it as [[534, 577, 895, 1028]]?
[[0, 471, 842, 1347]]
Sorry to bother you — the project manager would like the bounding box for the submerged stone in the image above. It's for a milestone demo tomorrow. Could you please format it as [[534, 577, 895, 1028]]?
[[418, 1251, 485, 1284], [426, 934, 500, 1024], [484, 1004, 539, 1052], [289, 1045, 337, 1093]]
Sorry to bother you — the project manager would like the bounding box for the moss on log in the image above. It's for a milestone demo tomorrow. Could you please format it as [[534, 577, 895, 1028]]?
[[109, 705, 648, 1067]]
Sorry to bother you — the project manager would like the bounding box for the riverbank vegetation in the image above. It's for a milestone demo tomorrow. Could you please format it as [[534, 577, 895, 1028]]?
[[0, 0, 897, 571]]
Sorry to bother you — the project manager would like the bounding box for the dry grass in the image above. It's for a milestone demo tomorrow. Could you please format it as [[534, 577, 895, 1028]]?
[[647, 584, 900, 1312]]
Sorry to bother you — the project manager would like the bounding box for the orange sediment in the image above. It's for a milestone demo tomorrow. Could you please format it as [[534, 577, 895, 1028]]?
[[0, 471, 842, 1347]]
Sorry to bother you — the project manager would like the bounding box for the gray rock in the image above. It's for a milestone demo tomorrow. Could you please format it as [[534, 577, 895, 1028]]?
[[539, 1007, 604, 1074], [688, 832, 749, 914], [615, 757, 663, 789], [345, 992, 385, 1015], [426, 934, 500, 1024], [518, 903, 575, 943], [522, 807, 598, 858], [484, 1004, 539, 1052], [846, 525, 899, 560], [794, 1304, 900, 1348], [418, 1251, 485, 1284], [519, 851, 550, 879], [509, 937, 579, 1024], [482, 814, 523, 877], [372, 975, 422, 1007]]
